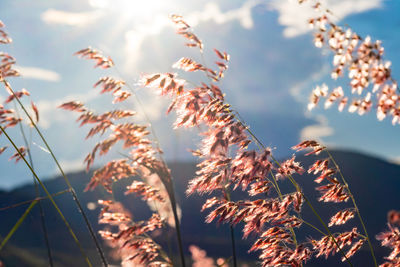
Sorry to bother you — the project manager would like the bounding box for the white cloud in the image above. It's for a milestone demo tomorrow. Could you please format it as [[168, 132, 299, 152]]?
[[15, 65, 61, 82], [42, 1, 264, 70], [123, 0, 264, 70], [269, 0, 382, 38], [37, 0, 265, 127], [57, 157, 85, 173], [123, 15, 170, 71], [300, 114, 334, 141], [185, 1, 263, 30], [41, 9, 103, 26], [290, 66, 334, 143]]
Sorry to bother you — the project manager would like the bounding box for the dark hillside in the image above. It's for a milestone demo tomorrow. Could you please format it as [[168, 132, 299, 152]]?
[[0, 150, 399, 266]]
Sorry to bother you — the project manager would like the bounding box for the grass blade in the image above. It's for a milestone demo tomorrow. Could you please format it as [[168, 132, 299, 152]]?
[[13, 101, 54, 267], [0, 125, 93, 267], [0, 200, 38, 251], [0, 190, 70, 212], [2, 80, 108, 266], [326, 150, 377, 267]]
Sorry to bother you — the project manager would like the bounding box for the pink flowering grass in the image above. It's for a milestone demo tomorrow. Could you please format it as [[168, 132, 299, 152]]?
[[303, 0, 400, 125], [0, 1, 399, 267], [139, 14, 380, 266]]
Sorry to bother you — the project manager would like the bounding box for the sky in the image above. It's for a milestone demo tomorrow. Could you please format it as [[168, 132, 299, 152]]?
[[0, 0, 399, 189]]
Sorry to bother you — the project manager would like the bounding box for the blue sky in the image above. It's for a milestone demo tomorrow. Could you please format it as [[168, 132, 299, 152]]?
[[0, 0, 399, 189]]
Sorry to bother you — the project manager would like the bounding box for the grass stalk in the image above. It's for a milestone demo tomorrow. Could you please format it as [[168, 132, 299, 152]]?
[[223, 187, 239, 266], [167, 61, 352, 264], [34, 186, 54, 266], [165, 179, 186, 267], [272, 152, 353, 266], [326, 150, 378, 267], [113, 67, 186, 267], [0, 189, 70, 212], [13, 101, 54, 267], [0, 200, 38, 251], [231, 112, 354, 266], [233, 110, 301, 248], [0, 125, 93, 267], [2, 80, 108, 266], [230, 225, 238, 267]]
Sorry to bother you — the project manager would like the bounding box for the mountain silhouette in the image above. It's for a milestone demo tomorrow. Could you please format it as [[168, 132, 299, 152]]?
[[0, 149, 399, 266]]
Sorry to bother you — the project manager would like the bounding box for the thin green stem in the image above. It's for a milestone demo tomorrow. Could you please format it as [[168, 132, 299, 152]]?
[[229, 225, 238, 267], [196, 49, 299, 258], [273, 155, 353, 266], [0, 125, 93, 267], [113, 67, 164, 155], [13, 101, 54, 267], [0, 189, 70, 212], [326, 150, 377, 267], [108, 182, 172, 266], [223, 186, 238, 267], [298, 217, 327, 236], [199, 51, 217, 86], [232, 111, 300, 244], [236, 118, 282, 196], [268, 170, 298, 246], [118, 151, 176, 263], [113, 67, 186, 267], [0, 200, 38, 251], [166, 179, 186, 267], [178, 44, 308, 261], [234, 109, 299, 247], [357, 233, 368, 240], [231, 112, 353, 266], [2, 80, 108, 267]]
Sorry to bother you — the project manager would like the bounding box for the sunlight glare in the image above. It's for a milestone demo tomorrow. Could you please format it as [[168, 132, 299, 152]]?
[[89, 0, 168, 20]]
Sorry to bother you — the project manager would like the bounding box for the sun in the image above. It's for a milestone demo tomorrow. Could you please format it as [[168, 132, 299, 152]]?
[[87, 0, 174, 69]]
